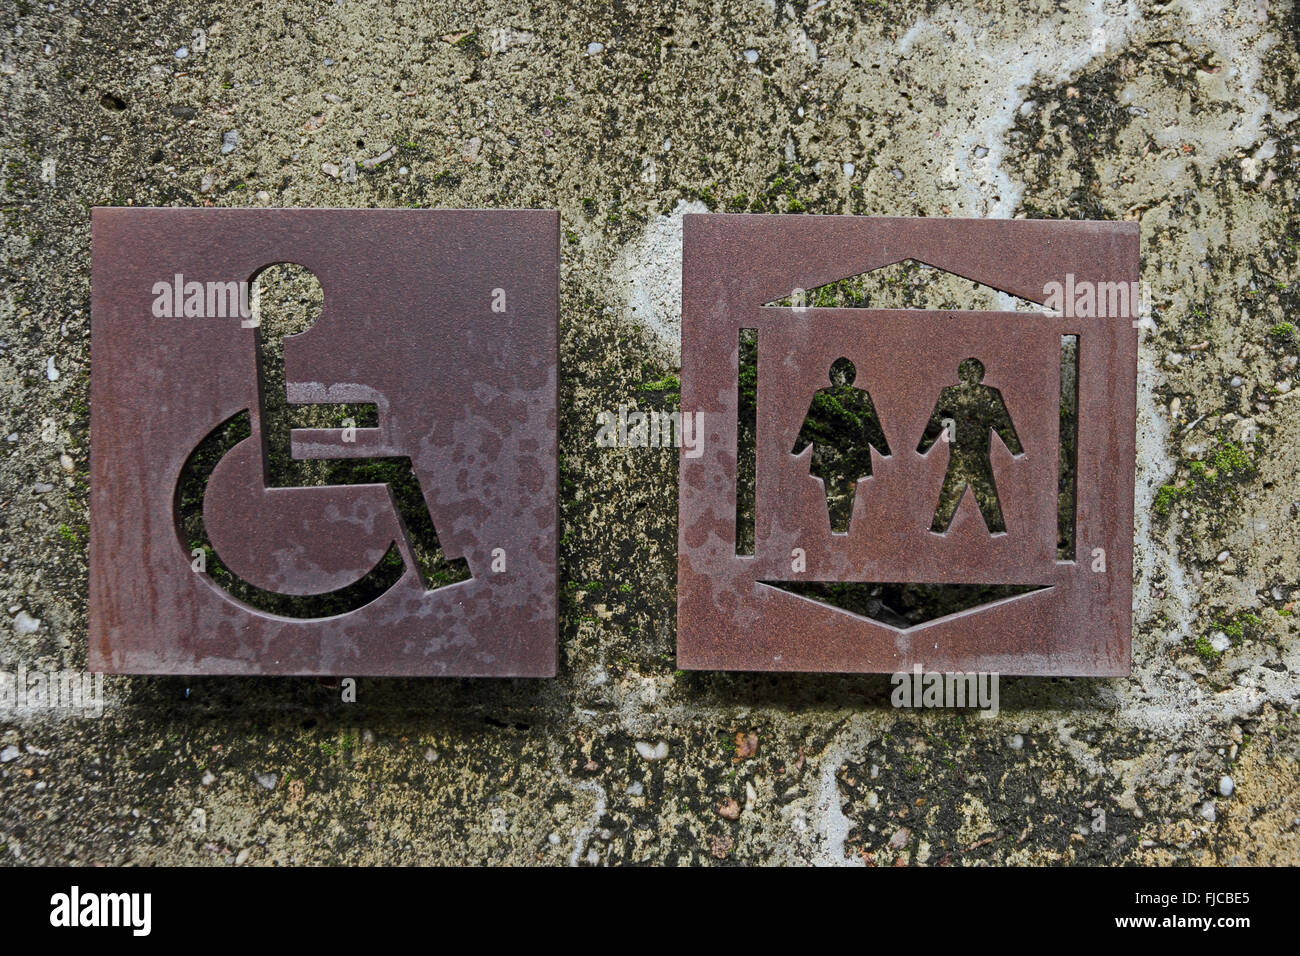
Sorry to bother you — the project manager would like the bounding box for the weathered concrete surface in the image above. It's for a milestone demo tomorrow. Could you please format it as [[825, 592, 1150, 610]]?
[[1, 0, 1297, 864]]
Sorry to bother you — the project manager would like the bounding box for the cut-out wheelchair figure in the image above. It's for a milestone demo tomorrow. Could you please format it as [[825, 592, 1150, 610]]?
[[916, 357, 1023, 534], [188, 267, 468, 617], [791, 357, 891, 534]]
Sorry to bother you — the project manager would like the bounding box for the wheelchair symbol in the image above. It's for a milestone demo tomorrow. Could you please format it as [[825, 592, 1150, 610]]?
[[176, 265, 467, 618]]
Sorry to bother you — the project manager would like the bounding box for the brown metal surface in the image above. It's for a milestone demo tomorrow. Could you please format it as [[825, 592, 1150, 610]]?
[[678, 215, 1139, 676], [90, 208, 558, 676]]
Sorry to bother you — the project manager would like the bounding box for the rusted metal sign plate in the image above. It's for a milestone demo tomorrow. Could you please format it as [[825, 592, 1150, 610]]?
[[678, 215, 1138, 676], [90, 208, 558, 676]]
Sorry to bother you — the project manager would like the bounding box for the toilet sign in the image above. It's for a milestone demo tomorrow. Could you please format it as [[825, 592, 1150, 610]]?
[[89, 208, 558, 676], [677, 215, 1138, 676]]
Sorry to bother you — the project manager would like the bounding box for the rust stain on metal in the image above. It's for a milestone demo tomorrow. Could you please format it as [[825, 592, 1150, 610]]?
[[90, 208, 559, 676], [678, 215, 1139, 676]]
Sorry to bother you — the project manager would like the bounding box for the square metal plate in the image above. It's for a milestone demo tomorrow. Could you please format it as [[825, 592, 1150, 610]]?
[[677, 215, 1138, 676], [90, 208, 558, 676]]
